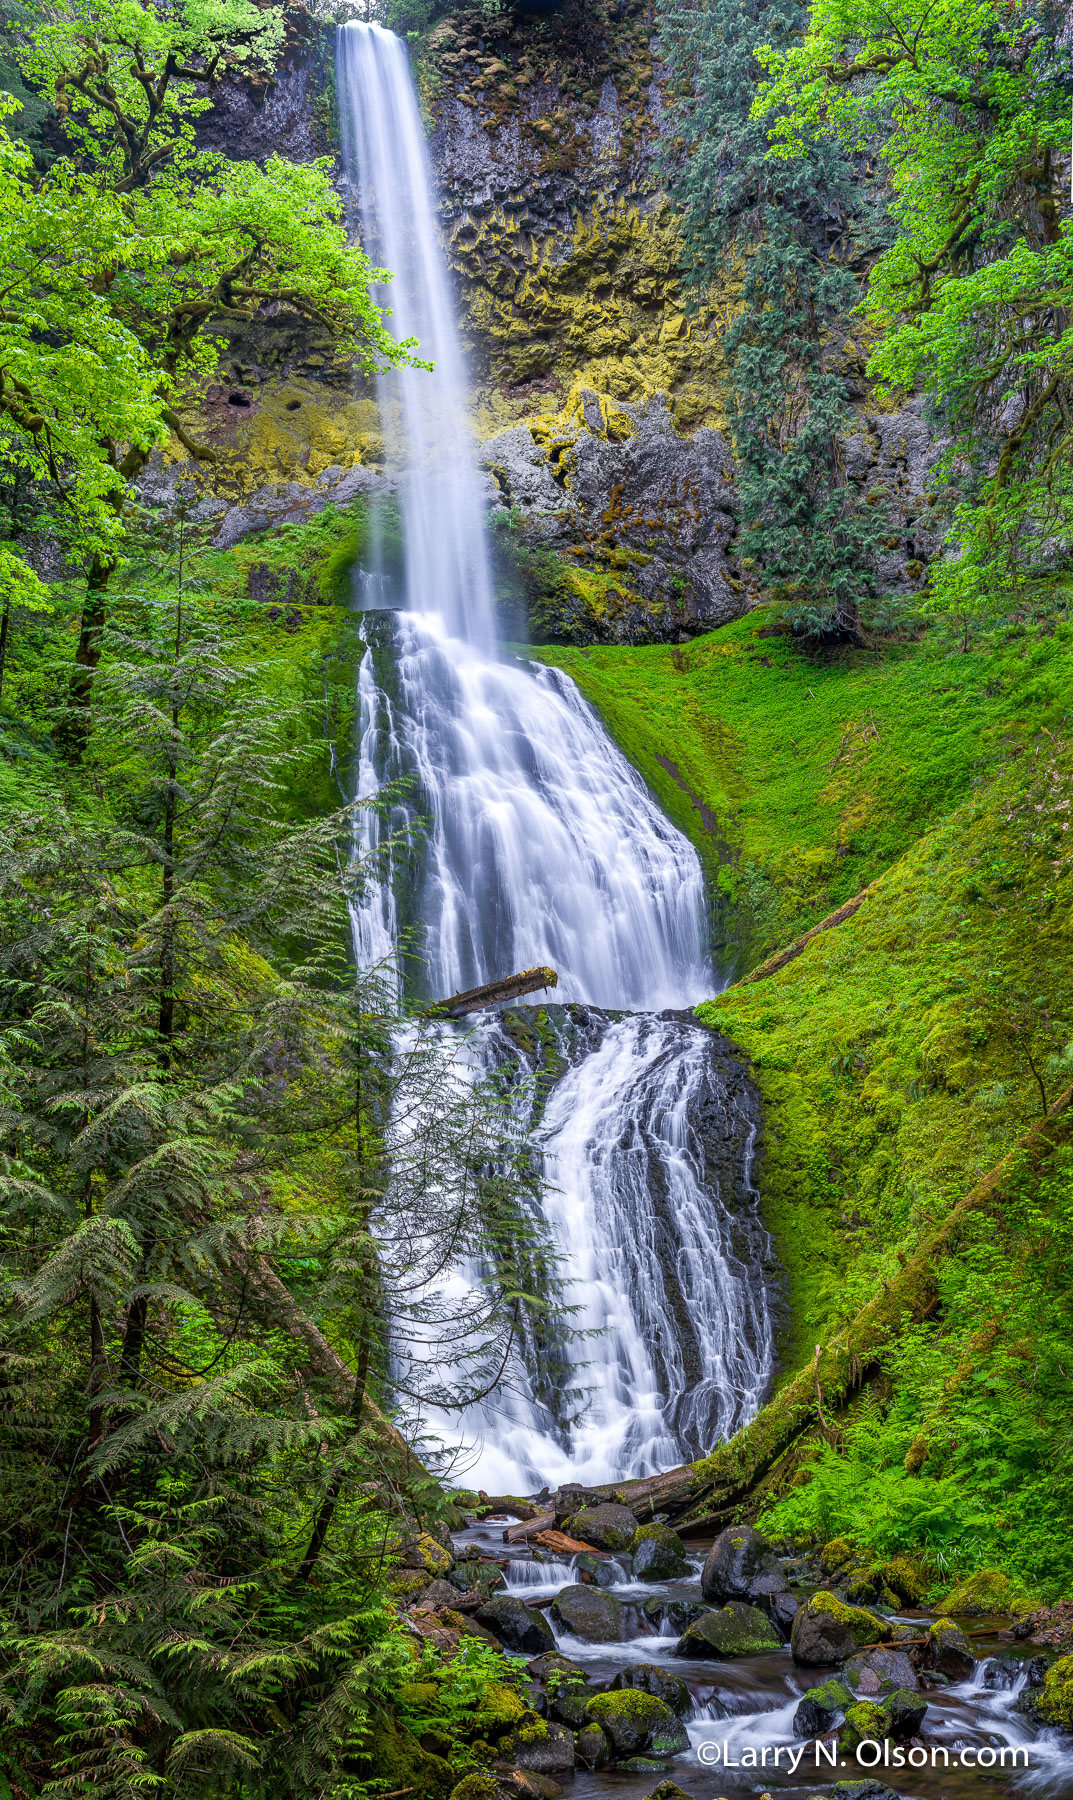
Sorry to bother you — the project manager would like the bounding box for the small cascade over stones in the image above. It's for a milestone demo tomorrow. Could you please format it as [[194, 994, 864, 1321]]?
[[336, 21, 774, 1490]]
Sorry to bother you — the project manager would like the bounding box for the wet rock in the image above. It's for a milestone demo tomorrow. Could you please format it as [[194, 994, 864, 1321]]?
[[548, 1689, 589, 1729], [674, 1600, 781, 1659], [701, 1524, 797, 1632], [502, 1717, 575, 1773], [618, 1759, 672, 1773], [574, 1722, 611, 1768], [640, 1784, 692, 1800], [1030, 1652, 1073, 1729], [476, 1594, 555, 1654], [608, 1662, 692, 1718], [400, 1529, 456, 1577], [842, 1645, 918, 1694], [923, 1616, 975, 1681], [642, 1595, 707, 1633], [575, 1551, 624, 1589], [566, 1503, 638, 1552], [793, 1676, 851, 1736], [839, 1697, 889, 1753], [1015, 1655, 1054, 1725], [631, 1523, 688, 1582], [585, 1689, 689, 1757], [548, 1583, 624, 1643], [791, 1591, 887, 1665], [883, 1687, 928, 1740]]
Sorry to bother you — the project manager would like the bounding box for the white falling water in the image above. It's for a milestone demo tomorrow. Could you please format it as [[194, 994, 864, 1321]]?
[[336, 22, 774, 1488]]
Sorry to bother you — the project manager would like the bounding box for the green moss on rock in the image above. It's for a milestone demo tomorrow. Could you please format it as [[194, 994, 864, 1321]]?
[[938, 1569, 1014, 1616], [1038, 1655, 1073, 1729]]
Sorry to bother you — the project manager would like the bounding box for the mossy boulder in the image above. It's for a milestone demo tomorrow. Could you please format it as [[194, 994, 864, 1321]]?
[[790, 1591, 887, 1665], [449, 1776, 499, 1800], [360, 1718, 453, 1797], [631, 1522, 688, 1581], [839, 1698, 889, 1752], [502, 1714, 575, 1773], [701, 1524, 786, 1606], [1035, 1654, 1073, 1729], [584, 1689, 689, 1757], [386, 1568, 431, 1600], [640, 1785, 692, 1800], [609, 1661, 693, 1718], [819, 1536, 858, 1573], [674, 1599, 781, 1659], [884, 1687, 928, 1740], [471, 1680, 528, 1737], [401, 1530, 455, 1578], [475, 1593, 555, 1654], [568, 1502, 639, 1552], [528, 1650, 588, 1685], [575, 1721, 611, 1768], [881, 1553, 927, 1606], [924, 1616, 975, 1680], [549, 1582, 624, 1643], [793, 1676, 851, 1736], [938, 1568, 1014, 1616]]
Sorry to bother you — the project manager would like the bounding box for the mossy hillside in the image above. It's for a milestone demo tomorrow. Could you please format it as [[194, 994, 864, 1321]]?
[[533, 604, 1073, 969]]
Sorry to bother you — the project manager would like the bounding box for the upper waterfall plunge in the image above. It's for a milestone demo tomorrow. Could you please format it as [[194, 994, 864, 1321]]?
[[335, 22, 775, 1486], [337, 22, 495, 644]]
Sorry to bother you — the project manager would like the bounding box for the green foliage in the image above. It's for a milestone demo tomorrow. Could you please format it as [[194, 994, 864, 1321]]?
[[0, 514, 558, 1796], [755, 0, 1073, 629], [756, 1151, 1073, 1595], [659, 0, 886, 640]]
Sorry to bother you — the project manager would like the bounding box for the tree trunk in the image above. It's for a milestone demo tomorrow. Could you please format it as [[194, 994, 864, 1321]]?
[[432, 966, 558, 1019]]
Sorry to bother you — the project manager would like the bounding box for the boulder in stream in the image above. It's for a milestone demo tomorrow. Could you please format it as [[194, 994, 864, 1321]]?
[[883, 1686, 928, 1739], [793, 1676, 852, 1736], [790, 1591, 887, 1665], [549, 1583, 624, 1643], [575, 1721, 611, 1768], [475, 1594, 555, 1654], [843, 1644, 918, 1694], [673, 1599, 781, 1659], [566, 1502, 638, 1552], [575, 1551, 625, 1589], [631, 1523, 688, 1581], [608, 1662, 693, 1717], [923, 1615, 976, 1680], [701, 1524, 798, 1632], [584, 1689, 689, 1757]]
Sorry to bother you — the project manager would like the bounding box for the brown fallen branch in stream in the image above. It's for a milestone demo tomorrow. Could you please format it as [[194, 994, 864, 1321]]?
[[430, 966, 558, 1018], [610, 1087, 1073, 1528], [533, 1529, 607, 1556], [735, 882, 880, 985]]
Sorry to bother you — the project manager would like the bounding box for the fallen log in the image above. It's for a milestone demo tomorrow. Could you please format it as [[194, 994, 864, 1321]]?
[[533, 1529, 606, 1557], [431, 966, 558, 1019], [503, 1510, 556, 1543], [681, 1086, 1073, 1524], [735, 881, 880, 986]]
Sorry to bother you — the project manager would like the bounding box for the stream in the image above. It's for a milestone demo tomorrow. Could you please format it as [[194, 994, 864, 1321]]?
[[333, 22, 1073, 1797], [455, 1514, 1071, 1800]]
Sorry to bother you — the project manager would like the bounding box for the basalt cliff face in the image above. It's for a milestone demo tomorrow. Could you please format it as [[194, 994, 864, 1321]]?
[[166, 1, 943, 643]]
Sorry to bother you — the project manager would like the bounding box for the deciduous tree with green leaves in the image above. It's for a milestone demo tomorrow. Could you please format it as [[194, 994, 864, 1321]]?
[[4, 0, 409, 733]]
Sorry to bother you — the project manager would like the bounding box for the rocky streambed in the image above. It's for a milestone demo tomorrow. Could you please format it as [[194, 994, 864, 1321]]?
[[394, 1493, 1073, 1800]]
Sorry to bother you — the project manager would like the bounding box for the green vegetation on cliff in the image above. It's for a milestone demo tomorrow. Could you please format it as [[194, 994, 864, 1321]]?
[[538, 601, 1073, 1592]]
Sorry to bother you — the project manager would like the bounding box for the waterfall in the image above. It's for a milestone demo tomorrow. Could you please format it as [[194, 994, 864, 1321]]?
[[336, 22, 775, 1488]]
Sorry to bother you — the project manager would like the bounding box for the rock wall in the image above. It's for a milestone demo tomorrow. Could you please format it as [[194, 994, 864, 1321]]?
[[161, 1, 944, 639]]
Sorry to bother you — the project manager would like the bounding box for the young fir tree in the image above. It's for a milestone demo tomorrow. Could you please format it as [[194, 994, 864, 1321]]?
[[659, 0, 887, 641], [0, 515, 555, 1796]]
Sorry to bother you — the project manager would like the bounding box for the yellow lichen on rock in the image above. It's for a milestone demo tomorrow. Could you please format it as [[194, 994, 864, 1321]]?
[[164, 381, 383, 496]]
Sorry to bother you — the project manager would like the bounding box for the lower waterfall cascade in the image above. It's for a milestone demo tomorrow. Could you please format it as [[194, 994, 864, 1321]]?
[[336, 19, 774, 1490]]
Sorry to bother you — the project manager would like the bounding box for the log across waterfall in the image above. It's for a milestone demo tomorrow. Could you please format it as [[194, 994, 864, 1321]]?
[[336, 21, 777, 1489]]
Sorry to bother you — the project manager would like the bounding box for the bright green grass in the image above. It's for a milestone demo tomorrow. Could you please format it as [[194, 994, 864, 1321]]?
[[532, 606, 1073, 969]]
